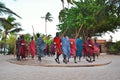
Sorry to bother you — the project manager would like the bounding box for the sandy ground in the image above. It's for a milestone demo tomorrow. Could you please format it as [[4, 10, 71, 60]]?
[[0, 53, 120, 80]]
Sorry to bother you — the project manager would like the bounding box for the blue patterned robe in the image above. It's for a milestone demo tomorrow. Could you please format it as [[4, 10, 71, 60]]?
[[61, 36, 70, 58], [76, 38, 83, 57], [36, 37, 46, 57]]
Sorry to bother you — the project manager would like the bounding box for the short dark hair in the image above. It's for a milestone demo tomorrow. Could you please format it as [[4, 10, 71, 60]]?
[[31, 36, 33, 40], [37, 33, 40, 37], [64, 33, 66, 37], [56, 32, 59, 37], [20, 35, 24, 39], [88, 34, 91, 38]]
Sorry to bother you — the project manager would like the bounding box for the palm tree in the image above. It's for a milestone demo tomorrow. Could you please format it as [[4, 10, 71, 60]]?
[[59, 0, 73, 37], [0, 2, 21, 34], [42, 12, 53, 36], [6, 34, 16, 55], [0, 15, 22, 40], [0, 2, 21, 18], [0, 15, 22, 54]]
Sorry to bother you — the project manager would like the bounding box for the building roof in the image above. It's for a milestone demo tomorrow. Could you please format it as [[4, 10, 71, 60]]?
[[96, 40, 106, 44]]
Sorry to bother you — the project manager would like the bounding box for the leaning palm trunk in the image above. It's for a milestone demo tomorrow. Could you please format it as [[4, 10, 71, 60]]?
[[83, 30, 87, 41], [75, 24, 83, 39], [60, 26, 69, 37], [3, 32, 7, 55], [45, 19, 47, 36]]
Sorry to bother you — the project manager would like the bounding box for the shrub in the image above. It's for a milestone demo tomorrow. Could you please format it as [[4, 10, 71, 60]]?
[[107, 41, 120, 55], [114, 41, 120, 52]]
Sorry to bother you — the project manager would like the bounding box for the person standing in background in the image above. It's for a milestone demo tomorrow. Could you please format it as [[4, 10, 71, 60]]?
[[93, 39, 100, 59], [16, 37, 20, 61], [50, 41, 55, 56], [29, 36, 36, 59]]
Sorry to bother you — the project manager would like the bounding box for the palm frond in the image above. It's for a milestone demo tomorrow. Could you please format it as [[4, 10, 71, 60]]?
[[0, 29, 2, 32], [45, 12, 53, 22], [0, 18, 13, 30], [0, 2, 21, 18], [9, 28, 23, 33], [7, 15, 16, 23], [13, 23, 21, 27]]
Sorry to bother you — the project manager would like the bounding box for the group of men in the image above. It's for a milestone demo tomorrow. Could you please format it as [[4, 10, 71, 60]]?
[[16, 33, 46, 61], [15, 32, 100, 64], [53, 32, 100, 64]]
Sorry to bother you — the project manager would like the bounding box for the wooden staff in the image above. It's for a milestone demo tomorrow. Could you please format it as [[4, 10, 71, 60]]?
[[32, 25, 35, 38], [83, 30, 86, 41]]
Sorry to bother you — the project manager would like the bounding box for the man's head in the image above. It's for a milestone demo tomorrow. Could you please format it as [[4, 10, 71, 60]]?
[[37, 33, 40, 37], [56, 32, 59, 37]]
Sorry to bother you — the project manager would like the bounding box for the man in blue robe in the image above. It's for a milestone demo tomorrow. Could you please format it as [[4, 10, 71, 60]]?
[[36, 33, 46, 62], [76, 37, 83, 61], [61, 34, 70, 64]]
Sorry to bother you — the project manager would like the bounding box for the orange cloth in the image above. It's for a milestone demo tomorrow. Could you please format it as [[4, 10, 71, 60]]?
[[69, 38, 77, 57]]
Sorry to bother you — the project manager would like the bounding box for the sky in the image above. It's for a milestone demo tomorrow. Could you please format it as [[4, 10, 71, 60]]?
[[1, 0, 64, 37], [1, 0, 120, 42]]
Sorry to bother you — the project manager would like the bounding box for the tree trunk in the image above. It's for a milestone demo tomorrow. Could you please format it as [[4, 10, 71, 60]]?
[[75, 24, 83, 39], [61, 26, 69, 37], [45, 20, 47, 36], [3, 31, 7, 55], [61, 0, 64, 9]]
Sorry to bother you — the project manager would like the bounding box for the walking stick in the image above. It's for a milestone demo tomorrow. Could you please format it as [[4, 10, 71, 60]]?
[[32, 25, 36, 38]]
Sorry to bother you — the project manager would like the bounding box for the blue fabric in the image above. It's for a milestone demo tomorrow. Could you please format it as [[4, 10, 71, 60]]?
[[36, 37, 46, 57], [76, 38, 83, 57], [61, 36, 70, 58]]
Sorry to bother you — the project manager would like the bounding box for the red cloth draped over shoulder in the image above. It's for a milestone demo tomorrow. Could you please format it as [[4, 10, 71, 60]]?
[[19, 39, 27, 58], [53, 37, 62, 54], [93, 44, 100, 54], [69, 38, 77, 57], [86, 39, 94, 56], [29, 40, 36, 57]]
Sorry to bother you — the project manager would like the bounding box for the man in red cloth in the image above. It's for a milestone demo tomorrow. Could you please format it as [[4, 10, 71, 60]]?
[[29, 37, 36, 59], [86, 34, 94, 62], [19, 35, 27, 60], [69, 37, 77, 63], [53, 32, 62, 64]]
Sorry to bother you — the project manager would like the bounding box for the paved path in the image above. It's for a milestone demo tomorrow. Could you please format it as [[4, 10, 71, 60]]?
[[8, 53, 111, 67], [0, 53, 120, 80]]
